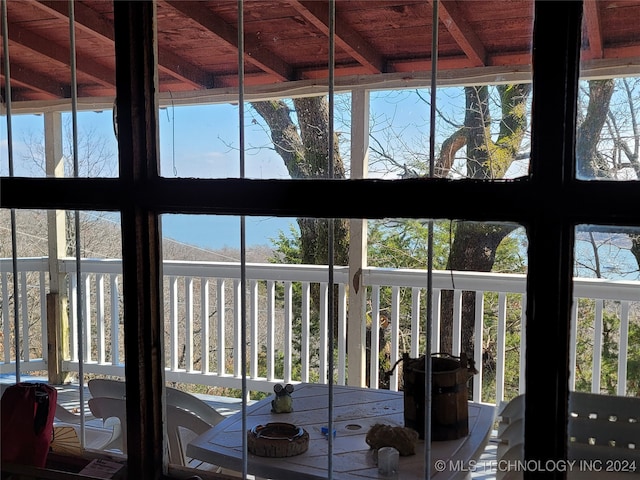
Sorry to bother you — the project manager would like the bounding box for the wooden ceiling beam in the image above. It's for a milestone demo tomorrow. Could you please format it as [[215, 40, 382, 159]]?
[[288, 0, 385, 74], [2, 64, 68, 99], [583, 0, 603, 60], [166, 1, 293, 82], [7, 22, 115, 89], [436, 0, 486, 67], [34, 0, 213, 89]]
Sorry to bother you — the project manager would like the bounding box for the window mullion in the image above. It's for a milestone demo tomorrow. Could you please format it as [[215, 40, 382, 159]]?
[[113, 2, 165, 479], [524, 2, 583, 478]]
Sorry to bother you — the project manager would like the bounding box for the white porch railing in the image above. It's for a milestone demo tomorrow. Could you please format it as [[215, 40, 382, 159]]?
[[1, 257, 638, 402]]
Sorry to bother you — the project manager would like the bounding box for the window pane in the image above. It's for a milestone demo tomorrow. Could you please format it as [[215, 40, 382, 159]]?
[[158, 96, 354, 180], [369, 87, 532, 180], [0, 208, 126, 461], [572, 224, 640, 394], [159, 214, 527, 475], [569, 225, 640, 474], [577, 3, 640, 180]]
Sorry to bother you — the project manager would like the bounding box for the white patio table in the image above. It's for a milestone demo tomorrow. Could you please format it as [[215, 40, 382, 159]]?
[[187, 383, 495, 480]]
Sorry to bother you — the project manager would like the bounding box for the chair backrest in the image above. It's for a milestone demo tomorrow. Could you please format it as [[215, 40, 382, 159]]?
[[568, 391, 640, 463], [166, 404, 213, 466], [88, 396, 214, 466], [88, 378, 126, 399], [166, 387, 225, 426], [497, 392, 640, 480], [88, 378, 224, 426], [87, 396, 127, 452]]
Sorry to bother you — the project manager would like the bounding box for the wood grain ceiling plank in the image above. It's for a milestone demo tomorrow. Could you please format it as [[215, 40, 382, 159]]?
[[436, 0, 486, 67], [289, 0, 384, 74], [7, 21, 115, 89], [2, 63, 68, 99], [33, 0, 212, 90], [166, 0, 292, 82], [583, 0, 603, 60]]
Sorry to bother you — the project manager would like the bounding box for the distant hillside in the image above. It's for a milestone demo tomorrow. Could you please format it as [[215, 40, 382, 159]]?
[[0, 209, 273, 263]]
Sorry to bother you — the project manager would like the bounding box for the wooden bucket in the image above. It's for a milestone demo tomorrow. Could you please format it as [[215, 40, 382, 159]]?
[[401, 353, 475, 441]]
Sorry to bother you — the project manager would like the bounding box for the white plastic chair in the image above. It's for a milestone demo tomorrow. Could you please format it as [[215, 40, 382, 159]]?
[[87, 396, 127, 452], [497, 392, 640, 480], [568, 391, 640, 464], [87, 378, 224, 426]]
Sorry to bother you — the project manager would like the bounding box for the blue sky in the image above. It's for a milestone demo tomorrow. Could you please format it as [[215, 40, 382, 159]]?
[[2, 92, 429, 249], [1, 106, 297, 249]]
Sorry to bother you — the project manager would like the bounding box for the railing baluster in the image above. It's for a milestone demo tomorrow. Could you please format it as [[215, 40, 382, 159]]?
[[83, 274, 92, 363], [473, 291, 484, 403], [410, 287, 420, 358], [389, 286, 400, 391], [111, 275, 120, 365], [452, 289, 462, 356], [519, 294, 527, 395], [169, 276, 178, 371], [301, 282, 310, 383], [216, 279, 226, 376], [431, 288, 441, 354], [319, 282, 328, 384], [69, 273, 78, 362], [20, 272, 28, 362], [267, 280, 275, 381], [284, 281, 292, 384], [40, 271, 47, 362], [569, 296, 579, 391], [496, 292, 507, 404], [337, 283, 347, 385], [233, 279, 241, 377], [250, 280, 258, 379], [370, 285, 380, 389], [2, 272, 10, 363], [201, 278, 210, 374], [593, 299, 604, 393], [97, 274, 105, 364], [618, 300, 630, 396], [185, 277, 194, 372]]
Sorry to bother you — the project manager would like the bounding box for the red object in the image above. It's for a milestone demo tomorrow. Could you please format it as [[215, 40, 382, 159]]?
[[1, 382, 58, 467]]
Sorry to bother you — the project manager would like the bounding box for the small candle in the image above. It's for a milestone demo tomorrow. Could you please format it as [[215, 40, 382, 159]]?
[[377, 446, 399, 476]]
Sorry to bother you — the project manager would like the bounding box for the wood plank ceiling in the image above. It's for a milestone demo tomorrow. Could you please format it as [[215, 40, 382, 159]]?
[[2, 0, 640, 103]]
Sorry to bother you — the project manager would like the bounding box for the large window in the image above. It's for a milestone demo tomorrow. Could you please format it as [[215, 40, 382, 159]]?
[[2, 2, 639, 480]]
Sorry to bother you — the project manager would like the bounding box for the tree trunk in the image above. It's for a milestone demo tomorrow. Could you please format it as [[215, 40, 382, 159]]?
[[439, 222, 518, 359], [437, 85, 530, 370], [576, 80, 615, 179], [251, 97, 349, 321]]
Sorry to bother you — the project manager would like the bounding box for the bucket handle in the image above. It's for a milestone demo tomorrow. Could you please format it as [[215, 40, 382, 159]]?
[[384, 352, 478, 381]]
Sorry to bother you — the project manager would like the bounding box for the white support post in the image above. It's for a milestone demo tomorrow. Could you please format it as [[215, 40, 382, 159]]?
[[45, 111, 69, 383], [347, 88, 369, 387]]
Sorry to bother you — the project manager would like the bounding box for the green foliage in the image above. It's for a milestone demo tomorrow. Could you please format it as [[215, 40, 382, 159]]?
[[490, 229, 527, 274], [479, 292, 524, 404], [367, 219, 450, 269], [574, 299, 640, 396], [269, 226, 303, 265]]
